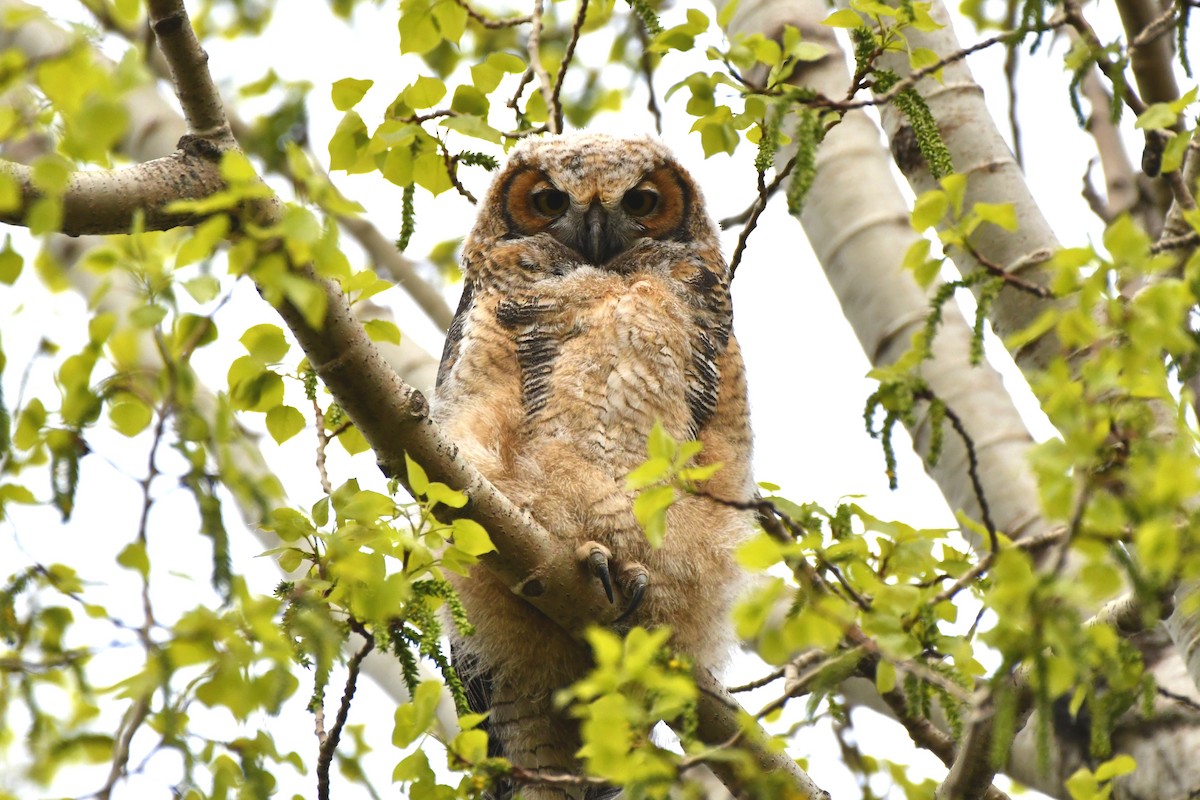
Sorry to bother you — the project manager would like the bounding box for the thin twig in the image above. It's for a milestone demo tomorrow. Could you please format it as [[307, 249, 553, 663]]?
[[1001, 0, 1024, 168], [1158, 686, 1200, 711], [634, 23, 663, 134], [95, 695, 152, 800], [1150, 230, 1200, 252], [527, 0, 559, 134], [316, 628, 375, 800], [549, 0, 590, 133], [441, 146, 478, 204], [728, 665, 786, 693], [962, 241, 1054, 298], [453, 0, 532, 28], [917, 390, 998, 554], [727, 155, 798, 277], [816, 19, 1067, 113], [312, 396, 333, 496], [755, 647, 866, 719], [508, 67, 534, 111]]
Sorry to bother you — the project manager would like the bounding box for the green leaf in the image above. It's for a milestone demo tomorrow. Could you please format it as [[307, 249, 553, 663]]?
[[625, 457, 671, 490], [182, 275, 221, 303], [404, 76, 446, 109], [487, 52, 526, 73], [452, 518, 495, 555], [440, 114, 503, 143], [450, 85, 489, 116], [363, 319, 401, 344], [425, 482, 467, 509], [1169, 85, 1197, 113], [328, 111, 370, 172], [1161, 129, 1192, 174], [264, 508, 317, 543], [735, 533, 783, 570], [1102, 214, 1150, 265], [939, 173, 967, 214], [718, 0, 741, 28], [227, 356, 285, 412], [0, 483, 37, 508], [280, 273, 328, 329], [332, 78, 374, 111], [117, 542, 149, 577], [1135, 103, 1176, 130], [1065, 769, 1102, 800], [691, 106, 739, 157], [406, 453, 430, 496], [632, 485, 675, 547], [340, 490, 396, 522], [129, 304, 167, 328], [240, 323, 290, 364], [875, 659, 896, 694], [451, 728, 488, 763], [973, 201, 1018, 232], [110, 398, 153, 437], [265, 405, 305, 444], [902, 238, 940, 287], [823, 8, 864, 27], [393, 680, 442, 748], [911, 189, 948, 230], [1094, 754, 1137, 781], [0, 234, 24, 284]]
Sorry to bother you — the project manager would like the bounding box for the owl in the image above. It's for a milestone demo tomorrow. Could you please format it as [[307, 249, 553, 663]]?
[[432, 133, 753, 800]]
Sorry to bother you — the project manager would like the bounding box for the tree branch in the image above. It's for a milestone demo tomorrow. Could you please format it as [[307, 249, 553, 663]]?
[[0, 146, 228, 234]]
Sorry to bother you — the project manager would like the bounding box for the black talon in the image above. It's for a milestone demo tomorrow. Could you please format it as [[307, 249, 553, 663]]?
[[588, 549, 615, 604], [613, 572, 648, 624]]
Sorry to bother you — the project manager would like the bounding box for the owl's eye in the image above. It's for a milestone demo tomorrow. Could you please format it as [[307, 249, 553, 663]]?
[[622, 188, 659, 216], [531, 189, 569, 216]]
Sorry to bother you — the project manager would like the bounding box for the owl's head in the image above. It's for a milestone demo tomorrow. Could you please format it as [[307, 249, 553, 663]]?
[[469, 134, 717, 267]]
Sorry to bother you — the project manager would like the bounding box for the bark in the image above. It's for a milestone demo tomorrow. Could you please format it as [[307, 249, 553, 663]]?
[[869, 0, 1064, 373], [1116, 0, 1182, 111]]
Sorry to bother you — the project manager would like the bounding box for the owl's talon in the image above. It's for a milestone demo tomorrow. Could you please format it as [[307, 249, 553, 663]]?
[[613, 567, 649, 624], [578, 542, 615, 604]]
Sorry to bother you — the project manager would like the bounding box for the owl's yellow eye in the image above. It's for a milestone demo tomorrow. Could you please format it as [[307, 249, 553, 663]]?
[[531, 189, 569, 216], [622, 188, 659, 216]]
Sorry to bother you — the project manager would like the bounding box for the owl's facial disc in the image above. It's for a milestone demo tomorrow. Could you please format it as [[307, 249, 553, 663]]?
[[503, 163, 688, 266]]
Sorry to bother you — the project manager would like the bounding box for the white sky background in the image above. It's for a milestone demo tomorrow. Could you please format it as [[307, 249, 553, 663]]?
[[0, 0, 1182, 797]]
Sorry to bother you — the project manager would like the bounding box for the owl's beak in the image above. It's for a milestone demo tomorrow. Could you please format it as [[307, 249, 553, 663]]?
[[580, 201, 622, 265]]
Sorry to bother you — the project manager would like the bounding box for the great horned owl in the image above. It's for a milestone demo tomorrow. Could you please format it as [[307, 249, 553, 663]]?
[[433, 133, 753, 799]]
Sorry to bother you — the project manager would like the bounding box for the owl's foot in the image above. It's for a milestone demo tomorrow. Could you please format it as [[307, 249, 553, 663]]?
[[613, 563, 649, 624], [578, 542, 616, 604], [577, 543, 649, 622]]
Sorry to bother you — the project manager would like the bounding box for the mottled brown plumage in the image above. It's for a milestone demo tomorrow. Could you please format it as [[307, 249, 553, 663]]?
[[433, 134, 753, 799]]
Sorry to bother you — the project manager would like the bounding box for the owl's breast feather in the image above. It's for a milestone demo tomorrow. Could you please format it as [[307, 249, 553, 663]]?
[[524, 272, 696, 465]]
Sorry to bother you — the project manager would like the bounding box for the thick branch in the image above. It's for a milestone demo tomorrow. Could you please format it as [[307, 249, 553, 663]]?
[[1117, 0, 1183, 111], [693, 668, 830, 799], [0, 147, 226, 235]]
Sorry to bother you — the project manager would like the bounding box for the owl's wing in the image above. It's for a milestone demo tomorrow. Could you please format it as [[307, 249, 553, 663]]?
[[681, 262, 733, 437], [435, 279, 476, 391], [495, 295, 565, 419]]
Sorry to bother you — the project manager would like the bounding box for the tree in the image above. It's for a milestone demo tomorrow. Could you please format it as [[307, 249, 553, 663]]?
[[1, 0, 1198, 798]]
